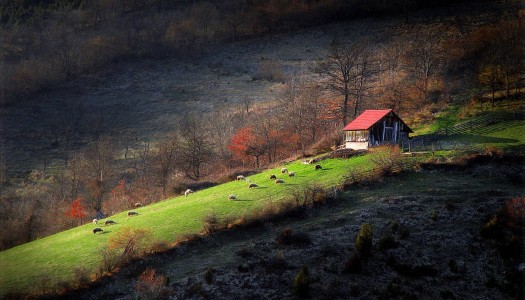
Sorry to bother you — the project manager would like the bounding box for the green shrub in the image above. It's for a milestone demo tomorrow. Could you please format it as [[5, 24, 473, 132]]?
[[344, 252, 362, 273], [275, 228, 311, 246], [398, 226, 410, 239], [378, 234, 398, 251], [431, 209, 439, 221], [134, 269, 169, 300], [293, 266, 309, 298], [355, 223, 373, 258], [201, 212, 221, 235], [391, 220, 399, 232], [204, 267, 214, 284], [448, 259, 458, 273], [480, 215, 500, 239]]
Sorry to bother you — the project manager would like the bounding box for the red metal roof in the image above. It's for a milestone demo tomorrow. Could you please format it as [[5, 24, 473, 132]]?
[[343, 110, 393, 131]]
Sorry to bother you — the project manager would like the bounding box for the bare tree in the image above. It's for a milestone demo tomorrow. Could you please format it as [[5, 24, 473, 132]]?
[[279, 76, 323, 153], [404, 25, 447, 103], [80, 137, 116, 213], [177, 114, 213, 181], [155, 135, 178, 197], [317, 38, 373, 126], [223, 0, 248, 41]]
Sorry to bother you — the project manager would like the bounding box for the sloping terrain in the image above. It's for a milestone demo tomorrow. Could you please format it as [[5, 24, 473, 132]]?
[[0, 155, 374, 297], [61, 162, 524, 299], [0, 0, 512, 174]]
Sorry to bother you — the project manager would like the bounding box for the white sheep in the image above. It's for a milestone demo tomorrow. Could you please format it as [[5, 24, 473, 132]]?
[[248, 183, 258, 189], [275, 179, 285, 184], [184, 189, 194, 197], [228, 194, 237, 200], [134, 202, 142, 208], [288, 172, 295, 177], [281, 168, 288, 174], [236, 175, 245, 181], [92, 219, 98, 224]]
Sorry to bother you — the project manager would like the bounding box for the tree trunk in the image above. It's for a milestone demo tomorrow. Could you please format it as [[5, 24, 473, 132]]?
[[342, 83, 349, 126]]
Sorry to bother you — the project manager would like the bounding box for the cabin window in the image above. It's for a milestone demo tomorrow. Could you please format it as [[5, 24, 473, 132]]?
[[346, 130, 368, 142]]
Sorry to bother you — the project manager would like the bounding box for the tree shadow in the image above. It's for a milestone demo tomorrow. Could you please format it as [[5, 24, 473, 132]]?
[[445, 134, 518, 144]]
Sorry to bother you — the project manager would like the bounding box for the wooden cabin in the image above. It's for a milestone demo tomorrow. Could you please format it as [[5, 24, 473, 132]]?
[[343, 109, 412, 150]]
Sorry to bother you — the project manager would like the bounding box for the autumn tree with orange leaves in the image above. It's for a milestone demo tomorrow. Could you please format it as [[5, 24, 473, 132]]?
[[228, 126, 269, 168], [65, 197, 87, 225]]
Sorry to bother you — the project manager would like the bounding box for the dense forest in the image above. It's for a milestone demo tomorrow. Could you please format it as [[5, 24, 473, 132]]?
[[0, 0, 522, 251]]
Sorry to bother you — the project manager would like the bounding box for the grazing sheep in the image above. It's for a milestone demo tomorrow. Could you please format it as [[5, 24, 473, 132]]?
[[104, 220, 116, 226], [248, 183, 258, 189], [228, 194, 237, 200], [281, 168, 288, 174], [269, 174, 277, 179], [93, 228, 103, 234], [184, 189, 194, 197], [275, 179, 285, 184], [92, 219, 98, 224], [134, 202, 142, 208], [128, 211, 138, 217], [236, 175, 245, 181], [288, 172, 295, 177], [315, 164, 322, 170]]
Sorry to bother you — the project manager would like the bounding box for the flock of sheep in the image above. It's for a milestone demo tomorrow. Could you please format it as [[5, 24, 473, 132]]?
[[92, 163, 322, 234], [227, 163, 323, 201], [92, 210, 140, 234]]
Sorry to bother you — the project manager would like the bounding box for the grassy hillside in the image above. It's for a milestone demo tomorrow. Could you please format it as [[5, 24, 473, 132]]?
[[0, 155, 373, 297], [1, 108, 523, 297]]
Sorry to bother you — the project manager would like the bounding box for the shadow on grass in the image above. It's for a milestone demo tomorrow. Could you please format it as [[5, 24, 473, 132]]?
[[234, 199, 253, 202], [443, 134, 518, 144]]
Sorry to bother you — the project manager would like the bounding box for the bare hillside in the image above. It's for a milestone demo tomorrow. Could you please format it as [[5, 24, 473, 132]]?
[[0, 1, 514, 175]]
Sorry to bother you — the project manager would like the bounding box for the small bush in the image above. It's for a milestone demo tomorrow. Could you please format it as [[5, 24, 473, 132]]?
[[344, 252, 362, 273], [444, 202, 457, 211], [391, 220, 399, 232], [98, 247, 121, 275], [398, 226, 410, 239], [378, 234, 399, 251], [293, 266, 309, 298], [369, 145, 403, 174], [480, 215, 500, 239], [355, 223, 373, 259], [275, 228, 311, 246], [448, 259, 458, 273], [73, 267, 90, 288], [254, 60, 285, 83], [108, 226, 153, 264], [503, 197, 525, 229], [201, 212, 222, 235], [440, 289, 455, 299], [266, 250, 288, 272], [235, 247, 252, 258], [134, 268, 169, 300], [148, 240, 170, 254], [431, 209, 439, 221], [204, 267, 214, 284], [291, 184, 327, 207]]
